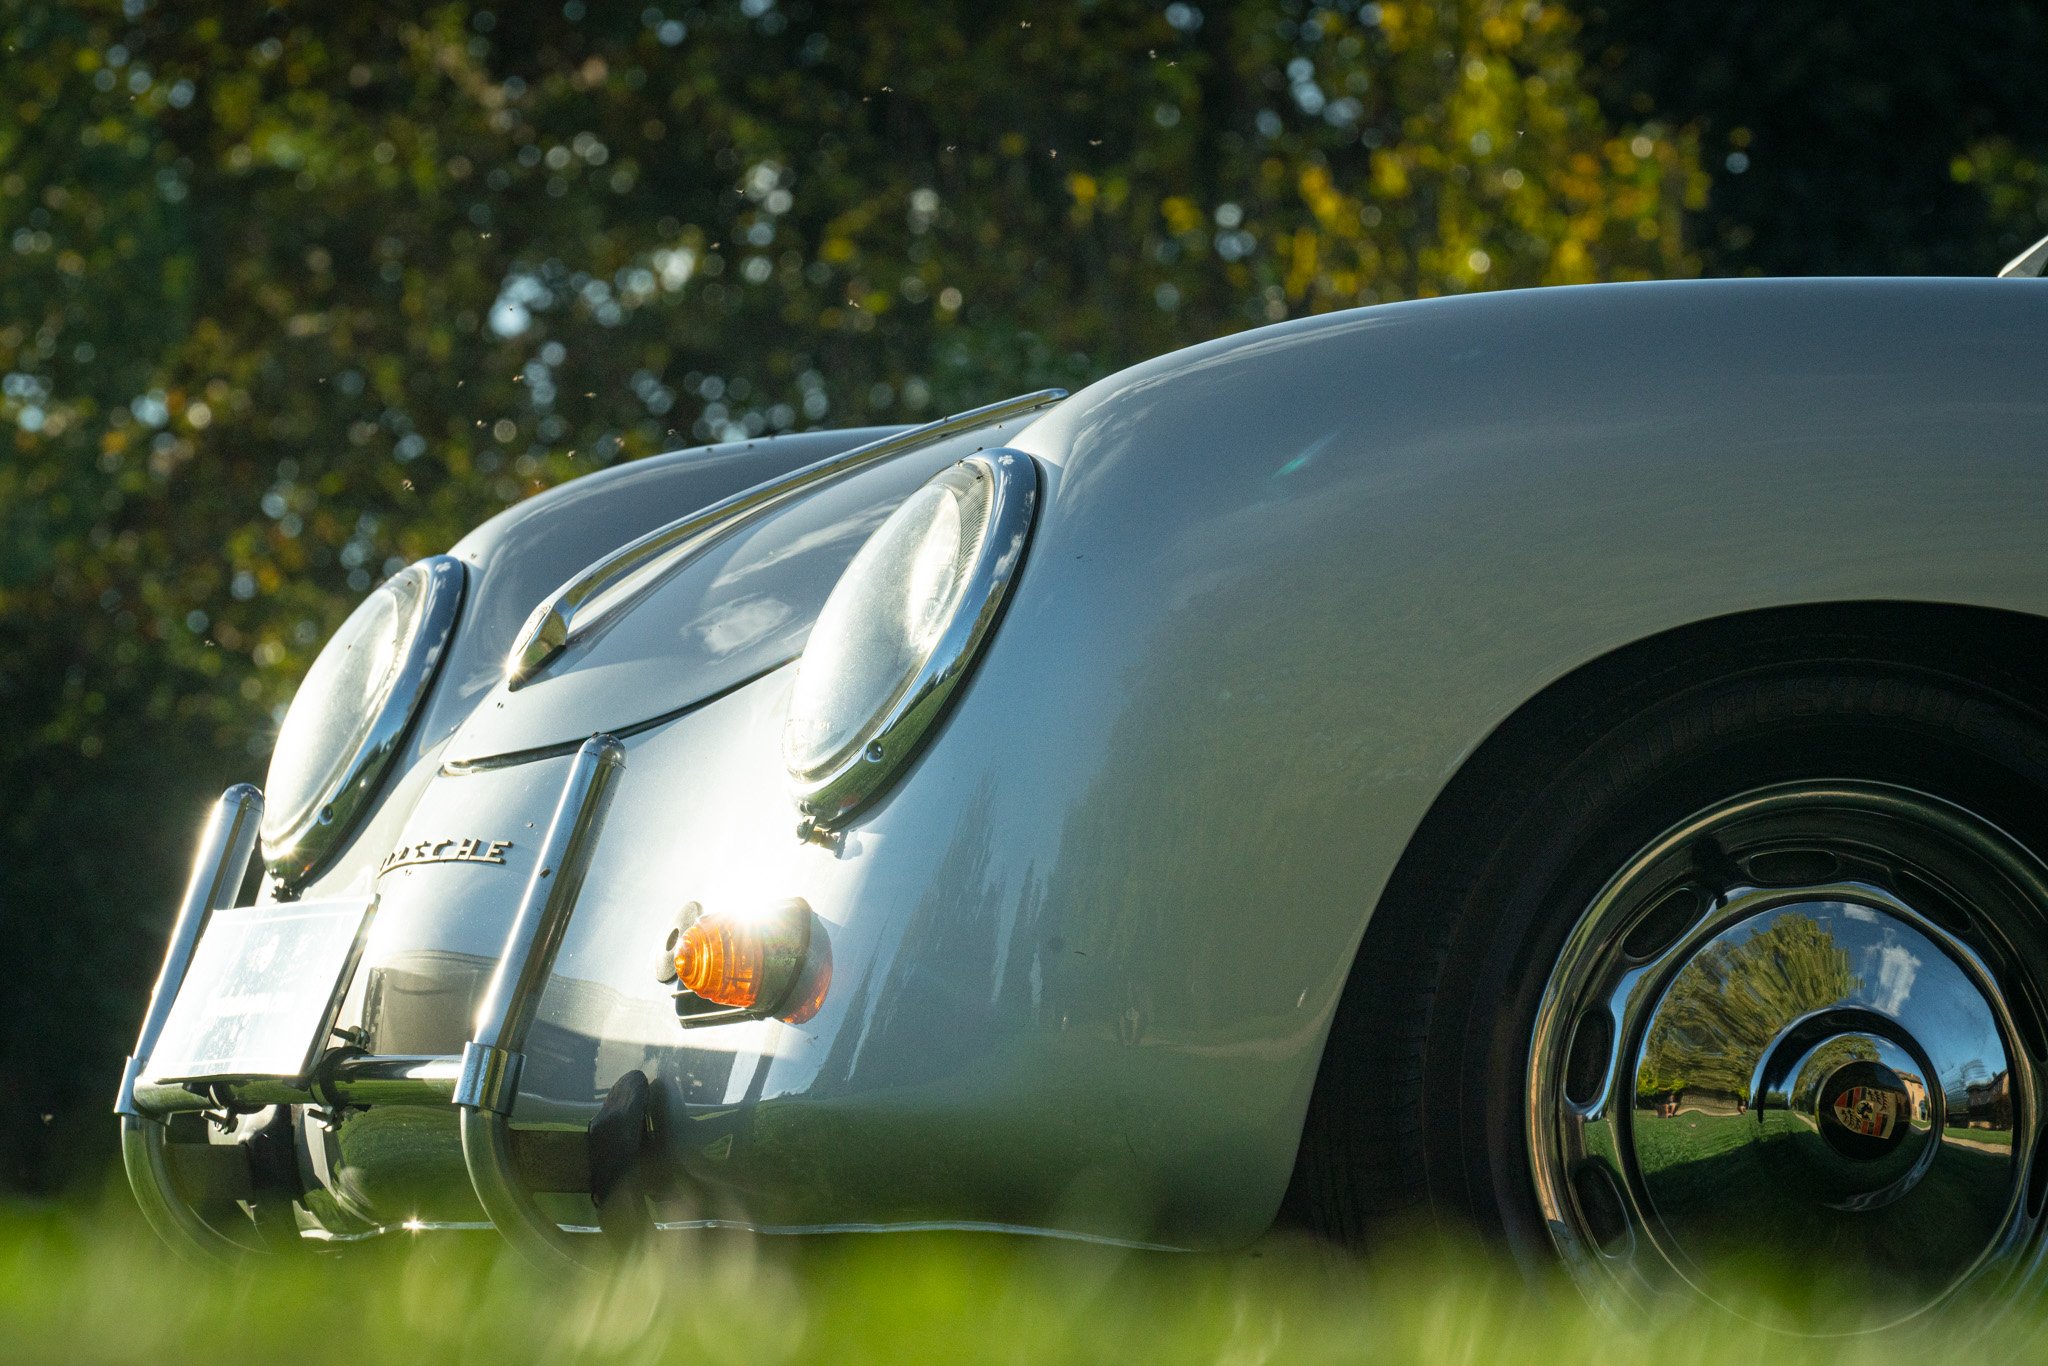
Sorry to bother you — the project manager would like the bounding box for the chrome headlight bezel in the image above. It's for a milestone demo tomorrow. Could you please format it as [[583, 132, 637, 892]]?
[[784, 449, 1039, 826], [261, 554, 465, 884]]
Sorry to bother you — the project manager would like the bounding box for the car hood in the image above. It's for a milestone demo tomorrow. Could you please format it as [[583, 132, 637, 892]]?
[[443, 412, 1048, 766]]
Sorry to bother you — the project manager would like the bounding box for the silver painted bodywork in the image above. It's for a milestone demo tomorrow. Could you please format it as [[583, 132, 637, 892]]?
[[280, 277, 2048, 1248], [301, 425, 899, 891]]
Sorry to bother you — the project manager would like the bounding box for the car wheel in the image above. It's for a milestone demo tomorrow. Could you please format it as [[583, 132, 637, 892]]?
[[1293, 619, 2048, 1327]]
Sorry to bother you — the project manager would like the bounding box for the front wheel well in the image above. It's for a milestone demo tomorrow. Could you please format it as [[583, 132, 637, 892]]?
[[1410, 600, 2048, 874]]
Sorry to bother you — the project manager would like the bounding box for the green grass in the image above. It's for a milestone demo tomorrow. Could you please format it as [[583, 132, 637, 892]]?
[[0, 1193, 2039, 1364]]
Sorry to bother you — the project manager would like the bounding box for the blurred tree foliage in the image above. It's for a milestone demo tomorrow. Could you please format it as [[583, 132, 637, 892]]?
[[1579, 1, 2048, 275], [0, 0, 1693, 1192]]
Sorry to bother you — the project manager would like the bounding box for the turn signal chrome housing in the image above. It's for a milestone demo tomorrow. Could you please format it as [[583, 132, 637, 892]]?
[[673, 900, 811, 1013]]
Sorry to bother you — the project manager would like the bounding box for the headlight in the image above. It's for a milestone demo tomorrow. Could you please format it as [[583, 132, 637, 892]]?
[[784, 450, 1038, 825], [262, 555, 464, 883]]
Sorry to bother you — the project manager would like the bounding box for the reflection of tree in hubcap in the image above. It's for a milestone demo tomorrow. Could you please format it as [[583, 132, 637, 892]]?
[[1635, 912, 1860, 1113]]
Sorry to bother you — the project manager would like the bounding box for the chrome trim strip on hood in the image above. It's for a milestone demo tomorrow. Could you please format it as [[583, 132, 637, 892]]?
[[440, 659, 790, 775], [504, 388, 1068, 689]]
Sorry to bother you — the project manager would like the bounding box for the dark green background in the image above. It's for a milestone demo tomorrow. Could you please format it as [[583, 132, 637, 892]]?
[[3, 0, 2044, 1195]]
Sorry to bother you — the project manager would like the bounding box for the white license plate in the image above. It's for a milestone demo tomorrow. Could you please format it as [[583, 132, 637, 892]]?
[[146, 897, 376, 1085]]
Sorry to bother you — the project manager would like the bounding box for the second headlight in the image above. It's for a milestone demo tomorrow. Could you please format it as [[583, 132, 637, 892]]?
[[784, 450, 1038, 825], [262, 554, 464, 885]]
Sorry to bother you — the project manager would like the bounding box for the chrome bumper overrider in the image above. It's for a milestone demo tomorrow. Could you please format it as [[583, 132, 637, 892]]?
[[116, 735, 637, 1272]]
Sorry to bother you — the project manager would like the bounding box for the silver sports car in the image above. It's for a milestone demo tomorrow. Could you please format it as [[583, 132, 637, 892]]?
[[118, 255, 2048, 1324]]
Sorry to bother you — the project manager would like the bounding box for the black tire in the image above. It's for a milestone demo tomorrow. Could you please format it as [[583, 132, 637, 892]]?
[[1288, 612, 2048, 1272]]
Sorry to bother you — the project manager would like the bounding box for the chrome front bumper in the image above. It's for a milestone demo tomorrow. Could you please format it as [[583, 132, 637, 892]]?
[[116, 734, 643, 1273]]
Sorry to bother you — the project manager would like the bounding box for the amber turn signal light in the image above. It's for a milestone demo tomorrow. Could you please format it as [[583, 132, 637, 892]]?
[[674, 901, 811, 1013]]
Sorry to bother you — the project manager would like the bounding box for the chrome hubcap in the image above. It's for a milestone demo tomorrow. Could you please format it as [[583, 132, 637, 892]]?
[[1530, 782, 2048, 1328]]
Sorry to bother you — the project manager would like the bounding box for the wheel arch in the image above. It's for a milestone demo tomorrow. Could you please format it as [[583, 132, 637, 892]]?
[[1388, 599, 2048, 907]]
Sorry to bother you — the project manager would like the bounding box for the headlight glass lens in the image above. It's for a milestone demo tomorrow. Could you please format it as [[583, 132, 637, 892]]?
[[262, 556, 463, 877], [785, 469, 986, 776], [784, 452, 1035, 821]]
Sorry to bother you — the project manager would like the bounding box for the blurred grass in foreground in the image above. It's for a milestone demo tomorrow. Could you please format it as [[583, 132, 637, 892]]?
[[0, 1194, 2033, 1365]]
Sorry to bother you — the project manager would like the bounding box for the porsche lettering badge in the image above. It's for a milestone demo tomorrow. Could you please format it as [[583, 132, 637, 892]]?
[[379, 837, 514, 875], [1830, 1085, 1900, 1140]]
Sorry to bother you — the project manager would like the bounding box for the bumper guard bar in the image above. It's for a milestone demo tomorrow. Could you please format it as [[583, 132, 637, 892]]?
[[118, 734, 629, 1273]]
